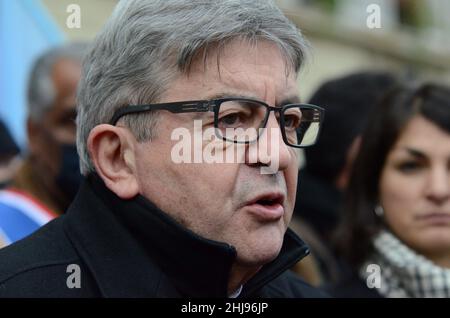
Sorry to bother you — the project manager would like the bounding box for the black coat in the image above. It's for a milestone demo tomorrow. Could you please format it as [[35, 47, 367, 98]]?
[[0, 175, 326, 298]]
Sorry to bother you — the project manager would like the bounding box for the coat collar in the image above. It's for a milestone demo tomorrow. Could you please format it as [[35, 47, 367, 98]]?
[[64, 174, 309, 297]]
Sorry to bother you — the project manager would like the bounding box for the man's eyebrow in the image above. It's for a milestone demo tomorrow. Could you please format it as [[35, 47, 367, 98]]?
[[279, 96, 301, 107], [206, 92, 259, 101], [190, 92, 246, 120], [205, 92, 301, 107]]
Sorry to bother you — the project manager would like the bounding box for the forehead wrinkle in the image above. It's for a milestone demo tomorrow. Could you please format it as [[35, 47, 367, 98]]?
[[263, 80, 268, 104], [217, 66, 285, 106], [223, 43, 291, 96], [190, 40, 299, 105], [218, 64, 254, 93]]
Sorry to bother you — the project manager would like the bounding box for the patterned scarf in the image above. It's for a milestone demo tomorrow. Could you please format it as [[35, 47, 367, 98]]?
[[360, 230, 450, 298]]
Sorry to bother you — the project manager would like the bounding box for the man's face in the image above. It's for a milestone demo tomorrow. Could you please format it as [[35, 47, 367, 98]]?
[[29, 58, 80, 195], [133, 40, 300, 267]]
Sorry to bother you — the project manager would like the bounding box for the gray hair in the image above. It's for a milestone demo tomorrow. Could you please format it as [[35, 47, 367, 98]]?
[[28, 42, 88, 122], [76, 0, 308, 175]]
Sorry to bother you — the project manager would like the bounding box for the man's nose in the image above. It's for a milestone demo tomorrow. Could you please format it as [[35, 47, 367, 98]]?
[[245, 113, 293, 173], [425, 166, 450, 204]]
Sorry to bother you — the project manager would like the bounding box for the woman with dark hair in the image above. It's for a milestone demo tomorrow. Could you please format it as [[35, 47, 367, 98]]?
[[330, 83, 450, 298]]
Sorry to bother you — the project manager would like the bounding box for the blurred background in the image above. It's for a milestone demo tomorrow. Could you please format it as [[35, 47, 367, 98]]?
[[1, 0, 450, 149]]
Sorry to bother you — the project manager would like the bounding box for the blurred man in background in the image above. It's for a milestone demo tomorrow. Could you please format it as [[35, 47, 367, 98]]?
[[0, 43, 87, 246]]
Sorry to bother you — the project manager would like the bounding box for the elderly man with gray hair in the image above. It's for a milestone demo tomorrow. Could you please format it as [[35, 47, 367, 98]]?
[[0, 0, 325, 297], [0, 43, 86, 247]]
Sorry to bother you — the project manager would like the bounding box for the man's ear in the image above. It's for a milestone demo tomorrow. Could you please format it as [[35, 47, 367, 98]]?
[[87, 124, 139, 199]]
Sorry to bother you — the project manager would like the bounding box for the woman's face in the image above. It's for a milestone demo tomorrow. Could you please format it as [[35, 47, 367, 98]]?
[[379, 115, 450, 263]]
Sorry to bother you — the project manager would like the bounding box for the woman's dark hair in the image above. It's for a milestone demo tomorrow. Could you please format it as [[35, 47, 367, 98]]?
[[335, 83, 450, 268], [305, 71, 397, 183]]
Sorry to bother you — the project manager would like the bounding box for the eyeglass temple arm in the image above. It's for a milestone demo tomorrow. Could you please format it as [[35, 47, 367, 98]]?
[[110, 101, 212, 125]]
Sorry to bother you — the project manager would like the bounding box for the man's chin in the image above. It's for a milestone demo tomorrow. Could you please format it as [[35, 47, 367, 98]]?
[[236, 243, 283, 268]]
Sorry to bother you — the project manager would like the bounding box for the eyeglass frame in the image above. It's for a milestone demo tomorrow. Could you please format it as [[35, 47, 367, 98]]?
[[109, 97, 325, 148]]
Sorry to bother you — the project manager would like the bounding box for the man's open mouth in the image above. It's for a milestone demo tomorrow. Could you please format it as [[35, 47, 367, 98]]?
[[244, 193, 285, 221]]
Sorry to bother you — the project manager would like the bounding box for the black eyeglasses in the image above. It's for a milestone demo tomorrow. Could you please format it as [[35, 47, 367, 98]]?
[[110, 98, 325, 148]]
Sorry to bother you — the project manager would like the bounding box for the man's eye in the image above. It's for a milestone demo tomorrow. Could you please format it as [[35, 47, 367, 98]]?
[[284, 115, 300, 130], [222, 113, 239, 125], [218, 112, 247, 128]]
